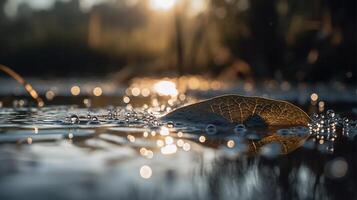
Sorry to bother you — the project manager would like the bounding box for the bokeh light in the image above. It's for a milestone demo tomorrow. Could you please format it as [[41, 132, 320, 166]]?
[[93, 87, 103, 96], [71, 86, 81, 96], [140, 165, 152, 179], [149, 0, 177, 11], [153, 80, 178, 97]]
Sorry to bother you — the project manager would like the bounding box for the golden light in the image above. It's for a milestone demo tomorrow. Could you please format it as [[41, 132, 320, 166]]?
[[123, 96, 130, 103], [160, 127, 170, 136], [178, 94, 186, 101], [227, 140, 235, 148], [182, 143, 191, 151], [45, 90, 55, 100], [149, 100, 158, 110], [140, 148, 154, 159], [150, 0, 177, 11], [127, 135, 136, 142], [18, 99, 25, 107], [151, 131, 157, 136], [161, 144, 177, 155], [71, 86, 81, 96], [177, 139, 184, 147], [38, 101, 45, 107], [189, 0, 207, 16], [188, 77, 200, 90], [310, 93, 318, 101], [83, 98, 91, 107], [319, 101, 325, 112], [165, 136, 174, 145], [210, 81, 221, 90], [141, 88, 151, 97], [153, 80, 178, 96], [140, 147, 148, 156], [132, 87, 141, 96], [93, 87, 102, 96], [157, 139, 165, 147], [27, 137, 32, 144], [26, 85, 37, 98], [140, 165, 152, 179], [199, 135, 206, 143]]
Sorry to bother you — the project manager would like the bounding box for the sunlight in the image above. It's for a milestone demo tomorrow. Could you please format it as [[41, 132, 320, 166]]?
[[149, 0, 177, 11], [153, 80, 178, 96]]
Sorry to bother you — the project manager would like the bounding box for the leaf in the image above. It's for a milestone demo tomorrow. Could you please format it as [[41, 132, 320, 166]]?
[[162, 95, 310, 128], [162, 95, 311, 155]]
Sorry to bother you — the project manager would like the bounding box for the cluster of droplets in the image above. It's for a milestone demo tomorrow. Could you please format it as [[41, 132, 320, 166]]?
[[64, 107, 161, 127], [234, 124, 247, 136], [309, 110, 339, 141], [306, 109, 357, 153], [106, 109, 119, 120], [123, 110, 161, 127], [86, 112, 100, 125], [204, 123, 248, 136], [308, 110, 356, 140], [65, 113, 100, 125]]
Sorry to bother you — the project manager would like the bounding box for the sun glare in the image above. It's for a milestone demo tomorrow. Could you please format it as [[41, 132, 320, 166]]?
[[149, 0, 177, 11], [153, 80, 178, 96]]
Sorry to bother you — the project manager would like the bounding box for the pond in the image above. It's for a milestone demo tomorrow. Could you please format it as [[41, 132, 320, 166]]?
[[0, 78, 356, 200]]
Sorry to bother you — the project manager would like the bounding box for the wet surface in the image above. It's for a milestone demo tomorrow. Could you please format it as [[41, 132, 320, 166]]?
[[0, 79, 356, 200], [0, 102, 356, 200]]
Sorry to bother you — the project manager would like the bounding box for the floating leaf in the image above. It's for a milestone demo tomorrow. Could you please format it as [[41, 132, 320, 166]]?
[[162, 95, 311, 155], [162, 95, 310, 128]]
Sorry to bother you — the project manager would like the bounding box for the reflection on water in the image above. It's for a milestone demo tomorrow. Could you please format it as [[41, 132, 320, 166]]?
[[0, 103, 356, 200]]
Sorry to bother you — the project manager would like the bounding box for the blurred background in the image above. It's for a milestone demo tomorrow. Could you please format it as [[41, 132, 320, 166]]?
[[0, 0, 355, 84], [0, 3, 356, 199]]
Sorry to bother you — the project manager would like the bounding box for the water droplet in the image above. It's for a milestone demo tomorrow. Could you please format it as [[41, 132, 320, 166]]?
[[327, 145, 334, 154], [87, 112, 91, 120], [69, 114, 79, 124], [311, 113, 319, 121], [326, 109, 335, 118], [234, 124, 247, 135], [166, 121, 174, 128], [343, 117, 350, 127], [107, 109, 113, 120], [87, 116, 100, 125], [205, 124, 217, 135]]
